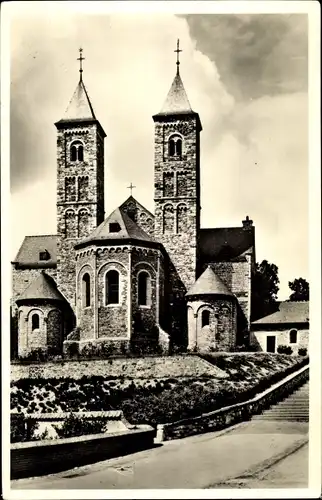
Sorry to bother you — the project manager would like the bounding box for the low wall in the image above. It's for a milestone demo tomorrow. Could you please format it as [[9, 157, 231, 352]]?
[[10, 355, 227, 382], [156, 365, 309, 441], [11, 425, 155, 480]]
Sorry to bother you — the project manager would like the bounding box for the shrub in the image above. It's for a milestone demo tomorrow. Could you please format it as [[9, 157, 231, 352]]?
[[19, 348, 48, 363], [11, 413, 37, 443], [55, 413, 106, 438], [298, 347, 308, 356], [277, 345, 293, 355], [64, 341, 79, 358]]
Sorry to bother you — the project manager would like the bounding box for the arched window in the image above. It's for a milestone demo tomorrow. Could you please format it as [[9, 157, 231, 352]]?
[[78, 209, 89, 238], [177, 204, 187, 234], [106, 270, 119, 305], [82, 273, 91, 308], [70, 141, 84, 162], [168, 135, 182, 157], [163, 204, 174, 234], [201, 310, 210, 327], [65, 210, 77, 238], [138, 271, 151, 306], [290, 329, 298, 344], [31, 313, 40, 331]]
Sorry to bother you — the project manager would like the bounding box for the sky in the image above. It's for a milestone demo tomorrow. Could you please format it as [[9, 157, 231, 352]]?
[[9, 5, 309, 300]]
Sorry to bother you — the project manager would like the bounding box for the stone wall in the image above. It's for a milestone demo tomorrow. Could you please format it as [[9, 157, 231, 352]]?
[[156, 364, 309, 441], [11, 426, 155, 480], [153, 115, 201, 296], [10, 355, 228, 382], [187, 298, 237, 352], [17, 303, 64, 357], [250, 328, 309, 354], [56, 122, 105, 309]]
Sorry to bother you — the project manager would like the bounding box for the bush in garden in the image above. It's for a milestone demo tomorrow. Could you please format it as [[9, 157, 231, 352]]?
[[11, 413, 37, 443], [298, 347, 307, 356], [277, 345, 293, 355]]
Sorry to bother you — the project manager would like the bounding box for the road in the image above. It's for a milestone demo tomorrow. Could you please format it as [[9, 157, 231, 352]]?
[[11, 420, 308, 490]]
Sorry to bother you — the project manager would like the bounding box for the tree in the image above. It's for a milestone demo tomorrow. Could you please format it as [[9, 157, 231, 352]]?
[[251, 260, 279, 321], [288, 278, 309, 301]]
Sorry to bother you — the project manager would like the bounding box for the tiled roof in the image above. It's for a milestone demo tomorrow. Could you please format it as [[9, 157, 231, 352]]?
[[158, 72, 193, 115], [61, 79, 96, 121], [13, 235, 57, 268], [16, 271, 66, 303], [199, 227, 255, 263], [186, 266, 234, 297], [252, 301, 309, 326], [76, 206, 158, 248]]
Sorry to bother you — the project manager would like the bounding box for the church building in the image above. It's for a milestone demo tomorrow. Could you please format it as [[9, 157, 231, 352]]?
[[11, 44, 256, 358]]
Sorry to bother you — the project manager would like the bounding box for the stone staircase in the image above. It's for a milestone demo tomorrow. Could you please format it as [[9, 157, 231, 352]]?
[[253, 380, 309, 422]]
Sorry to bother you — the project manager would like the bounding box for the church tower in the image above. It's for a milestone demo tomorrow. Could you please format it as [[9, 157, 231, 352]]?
[[55, 50, 106, 308], [152, 41, 202, 347], [153, 41, 202, 292]]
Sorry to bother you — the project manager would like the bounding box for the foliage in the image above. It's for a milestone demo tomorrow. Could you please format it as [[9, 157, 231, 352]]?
[[251, 260, 279, 321], [55, 413, 106, 438], [277, 345, 293, 355], [10, 413, 37, 443], [288, 278, 309, 302], [298, 347, 308, 356], [11, 354, 308, 429], [18, 348, 48, 363]]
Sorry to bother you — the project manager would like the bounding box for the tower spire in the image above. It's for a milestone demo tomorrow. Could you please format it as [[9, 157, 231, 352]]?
[[174, 39, 182, 75], [77, 47, 85, 81]]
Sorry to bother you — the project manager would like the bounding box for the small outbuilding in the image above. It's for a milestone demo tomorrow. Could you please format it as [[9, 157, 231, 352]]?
[[250, 301, 309, 354], [186, 265, 237, 352]]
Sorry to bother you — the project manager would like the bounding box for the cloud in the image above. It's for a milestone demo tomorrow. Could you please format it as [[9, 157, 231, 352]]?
[[9, 12, 308, 299]]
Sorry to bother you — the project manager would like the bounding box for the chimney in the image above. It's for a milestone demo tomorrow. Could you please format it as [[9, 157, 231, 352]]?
[[242, 215, 253, 230]]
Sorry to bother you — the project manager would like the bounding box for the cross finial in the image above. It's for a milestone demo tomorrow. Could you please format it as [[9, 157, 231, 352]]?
[[127, 182, 136, 196], [174, 39, 182, 74], [77, 48, 85, 81]]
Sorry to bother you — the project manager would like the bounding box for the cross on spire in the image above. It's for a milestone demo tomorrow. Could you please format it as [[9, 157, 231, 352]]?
[[77, 48, 85, 81], [127, 182, 136, 196], [174, 39, 182, 74]]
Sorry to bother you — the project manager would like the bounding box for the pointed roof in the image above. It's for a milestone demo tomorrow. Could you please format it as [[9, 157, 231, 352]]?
[[159, 72, 193, 115], [76, 206, 159, 249], [63, 79, 96, 121], [12, 235, 57, 268], [16, 272, 66, 304], [186, 266, 234, 298], [119, 195, 154, 221]]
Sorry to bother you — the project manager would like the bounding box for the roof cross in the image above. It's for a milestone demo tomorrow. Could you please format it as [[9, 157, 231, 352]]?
[[174, 39, 182, 73], [127, 182, 136, 196], [77, 48, 85, 81]]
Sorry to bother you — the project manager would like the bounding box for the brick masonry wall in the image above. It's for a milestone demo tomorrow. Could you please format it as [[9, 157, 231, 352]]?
[[10, 355, 227, 382], [187, 298, 237, 352], [250, 328, 309, 354], [56, 123, 105, 309]]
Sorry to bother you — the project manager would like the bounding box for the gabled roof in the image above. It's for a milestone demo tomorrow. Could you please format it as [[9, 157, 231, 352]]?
[[252, 301, 309, 327], [12, 235, 57, 268], [186, 266, 234, 298], [199, 226, 255, 264], [76, 206, 158, 248], [61, 79, 96, 121], [16, 271, 66, 304], [119, 196, 154, 221]]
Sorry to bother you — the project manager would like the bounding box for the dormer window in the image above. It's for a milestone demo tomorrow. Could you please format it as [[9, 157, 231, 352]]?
[[70, 141, 84, 162], [109, 222, 121, 233], [168, 134, 182, 157], [39, 250, 50, 261]]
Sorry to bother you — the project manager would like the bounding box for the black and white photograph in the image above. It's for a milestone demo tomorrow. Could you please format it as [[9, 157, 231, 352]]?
[[1, 1, 321, 497]]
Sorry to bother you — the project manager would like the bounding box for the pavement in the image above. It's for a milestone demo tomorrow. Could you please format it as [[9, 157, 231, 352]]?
[[11, 419, 308, 490]]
